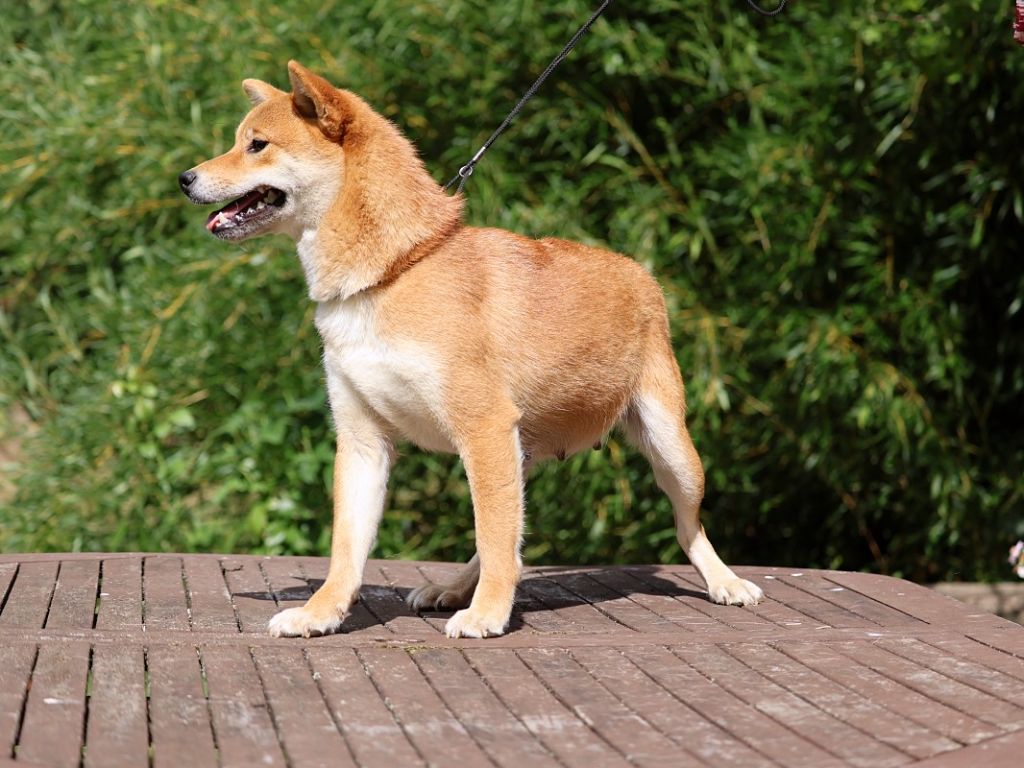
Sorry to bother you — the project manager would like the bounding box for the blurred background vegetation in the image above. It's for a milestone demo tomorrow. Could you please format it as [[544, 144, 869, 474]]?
[[1, 0, 1022, 582]]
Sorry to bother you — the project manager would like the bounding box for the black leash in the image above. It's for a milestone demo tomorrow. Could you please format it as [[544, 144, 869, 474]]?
[[445, 0, 788, 194], [444, 0, 615, 194], [747, 0, 787, 17]]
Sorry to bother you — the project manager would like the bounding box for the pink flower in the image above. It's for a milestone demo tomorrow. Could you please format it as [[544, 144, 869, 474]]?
[[1010, 541, 1024, 579]]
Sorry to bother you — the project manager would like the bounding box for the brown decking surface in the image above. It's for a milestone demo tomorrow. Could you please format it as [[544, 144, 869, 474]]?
[[0, 554, 1022, 768]]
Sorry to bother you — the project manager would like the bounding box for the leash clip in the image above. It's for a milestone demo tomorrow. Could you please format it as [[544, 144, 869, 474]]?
[[454, 162, 476, 193]]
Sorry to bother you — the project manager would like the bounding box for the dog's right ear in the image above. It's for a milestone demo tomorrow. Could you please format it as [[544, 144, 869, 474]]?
[[242, 79, 285, 106], [287, 60, 352, 142]]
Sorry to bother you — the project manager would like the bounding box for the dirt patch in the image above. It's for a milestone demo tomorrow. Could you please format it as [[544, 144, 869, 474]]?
[[0, 404, 35, 504]]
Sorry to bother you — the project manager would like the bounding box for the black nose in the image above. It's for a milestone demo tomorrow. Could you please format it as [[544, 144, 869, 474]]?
[[178, 170, 197, 191]]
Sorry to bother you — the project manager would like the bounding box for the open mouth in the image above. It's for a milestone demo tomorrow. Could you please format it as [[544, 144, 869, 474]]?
[[205, 185, 286, 236]]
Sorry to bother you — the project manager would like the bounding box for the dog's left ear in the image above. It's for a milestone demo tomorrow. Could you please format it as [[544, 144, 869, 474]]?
[[287, 60, 352, 142], [242, 79, 285, 106]]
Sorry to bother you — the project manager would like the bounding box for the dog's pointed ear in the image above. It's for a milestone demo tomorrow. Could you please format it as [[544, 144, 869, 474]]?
[[287, 60, 351, 141], [242, 79, 285, 106]]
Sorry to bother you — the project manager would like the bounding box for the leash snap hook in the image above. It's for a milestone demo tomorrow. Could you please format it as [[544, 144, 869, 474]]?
[[454, 161, 476, 193]]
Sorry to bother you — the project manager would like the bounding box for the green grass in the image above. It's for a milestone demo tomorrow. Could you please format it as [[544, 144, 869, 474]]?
[[1, 0, 1022, 581]]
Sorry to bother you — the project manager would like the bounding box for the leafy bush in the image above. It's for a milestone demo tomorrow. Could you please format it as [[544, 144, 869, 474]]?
[[1, 0, 1021, 581]]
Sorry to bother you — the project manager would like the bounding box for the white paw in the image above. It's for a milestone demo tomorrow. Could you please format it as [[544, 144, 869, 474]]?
[[407, 582, 472, 611], [267, 605, 345, 638], [708, 577, 764, 606], [444, 607, 509, 639]]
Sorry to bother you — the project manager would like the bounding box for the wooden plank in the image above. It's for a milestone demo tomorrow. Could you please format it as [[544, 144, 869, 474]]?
[[0, 757, 54, 768], [965, 623, 1024, 657], [584, 568, 704, 632], [374, 559, 425, 587], [182, 557, 238, 632], [776, 571, 895, 625], [46, 558, 100, 630], [551, 570, 684, 633], [85, 645, 148, 768], [645, 569, 783, 633], [0, 645, 36, 759], [251, 645, 355, 768], [813, 572, 926, 626], [359, 646, 492, 765], [911, 731, 1024, 768], [369, 563, 442, 636], [875, 637, 1024, 708], [724, 641, 953, 759], [262, 557, 401, 636], [626, 645, 845, 768], [676, 642, 910, 767], [0, 561, 57, 629], [201, 645, 286, 768], [16, 643, 90, 768], [305, 646, 422, 766], [412, 647, 560, 768], [143, 556, 189, 631], [296, 557, 383, 634], [519, 575, 630, 635], [573, 646, 772, 767], [518, 646, 688, 767], [834, 641, 1023, 728], [631, 568, 780, 633], [464, 648, 631, 768], [689, 570, 875, 629], [220, 557, 277, 634], [95, 556, 142, 630], [511, 574, 578, 634], [826, 571, 1008, 629], [148, 644, 217, 768], [0, 564, 17, 613], [926, 636, 1024, 683], [778, 640, 999, 745], [622, 567, 757, 631], [261, 558, 313, 609], [737, 575, 832, 628]]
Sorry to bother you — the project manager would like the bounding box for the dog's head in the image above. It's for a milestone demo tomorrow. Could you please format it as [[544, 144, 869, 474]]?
[[179, 61, 354, 241]]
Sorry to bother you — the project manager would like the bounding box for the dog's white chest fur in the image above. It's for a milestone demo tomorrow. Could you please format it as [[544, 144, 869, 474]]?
[[315, 295, 455, 452]]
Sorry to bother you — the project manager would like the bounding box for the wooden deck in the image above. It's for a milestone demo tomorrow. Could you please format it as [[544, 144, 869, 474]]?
[[0, 554, 1022, 768]]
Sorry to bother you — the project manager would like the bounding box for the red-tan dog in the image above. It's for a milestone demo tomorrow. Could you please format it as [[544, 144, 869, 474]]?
[[179, 61, 763, 639]]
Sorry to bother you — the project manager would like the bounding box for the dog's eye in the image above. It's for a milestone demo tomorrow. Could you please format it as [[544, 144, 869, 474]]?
[[248, 139, 269, 153]]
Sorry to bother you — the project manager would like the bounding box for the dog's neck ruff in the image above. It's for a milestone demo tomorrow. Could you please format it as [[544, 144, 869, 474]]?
[[296, 218, 460, 304], [296, 226, 373, 304], [284, 90, 464, 304]]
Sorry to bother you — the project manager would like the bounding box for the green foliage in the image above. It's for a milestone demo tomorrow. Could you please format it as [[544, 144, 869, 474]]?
[[1, 0, 1022, 581]]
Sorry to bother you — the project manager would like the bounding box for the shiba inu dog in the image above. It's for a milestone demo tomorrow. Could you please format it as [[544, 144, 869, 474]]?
[[179, 61, 763, 639]]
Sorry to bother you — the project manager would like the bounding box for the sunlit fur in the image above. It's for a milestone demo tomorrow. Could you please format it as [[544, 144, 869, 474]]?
[[183, 61, 762, 640]]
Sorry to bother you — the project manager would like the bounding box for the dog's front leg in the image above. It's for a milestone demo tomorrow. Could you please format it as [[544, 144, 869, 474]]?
[[268, 412, 392, 638], [445, 415, 524, 639]]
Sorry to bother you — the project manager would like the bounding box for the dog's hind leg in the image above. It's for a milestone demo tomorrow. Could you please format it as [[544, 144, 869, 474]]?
[[407, 553, 480, 611], [622, 341, 763, 607]]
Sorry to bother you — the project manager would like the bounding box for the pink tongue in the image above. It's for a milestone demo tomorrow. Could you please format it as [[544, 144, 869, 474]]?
[[206, 189, 264, 231]]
